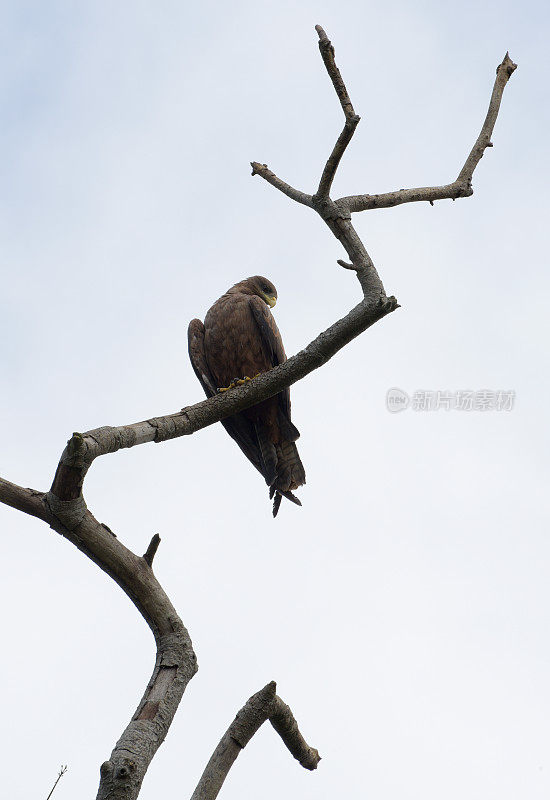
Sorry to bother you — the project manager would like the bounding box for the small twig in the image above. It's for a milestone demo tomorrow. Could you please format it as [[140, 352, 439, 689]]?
[[45, 765, 67, 800], [190, 682, 320, 800], [143, 533, 161, 567], [337, 258, 355, 270], [250, 163, 313, 207]]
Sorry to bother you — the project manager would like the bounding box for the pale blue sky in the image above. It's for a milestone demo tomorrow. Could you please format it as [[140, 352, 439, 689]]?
[[1, 2, 549, 799]]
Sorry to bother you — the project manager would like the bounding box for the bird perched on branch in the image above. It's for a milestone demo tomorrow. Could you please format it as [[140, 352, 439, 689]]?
[[188, 276, 305, 516]]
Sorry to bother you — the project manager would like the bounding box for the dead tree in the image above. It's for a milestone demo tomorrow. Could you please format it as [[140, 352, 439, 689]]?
[[0, 25, 515, 800]]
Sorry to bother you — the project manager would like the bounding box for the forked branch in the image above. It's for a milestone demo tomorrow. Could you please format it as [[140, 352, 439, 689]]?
[[252, 27, 516, 258], [190, 682, 320, 800], [46, 765, 68, 800]]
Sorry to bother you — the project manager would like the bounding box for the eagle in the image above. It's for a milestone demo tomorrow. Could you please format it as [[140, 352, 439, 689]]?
[[188, 275, 305, 516]]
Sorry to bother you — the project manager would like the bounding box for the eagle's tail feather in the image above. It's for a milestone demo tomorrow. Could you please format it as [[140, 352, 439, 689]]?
[[272, 488, 302, 517], [276, 441, 306, 491], [272, 492, 282, 517], [281, 489, 302, 506], [255, 422, 278, 486], [277, 409, 300, 442], [269, 441, 306, 517]]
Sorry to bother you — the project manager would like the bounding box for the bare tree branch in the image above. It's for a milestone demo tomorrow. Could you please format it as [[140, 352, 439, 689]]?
[[0, 476, 47, 521], [250, 163, 313, 207], [314, 25, 355, 117], [0, 481, 196, 800], [340, 52, 517, 213], [340, 181, 473, 212], [317, 116, 360, 200], [457, 52, 517, 182], [269, 695, 320, 769], [314, 24, 360, 199], [190, 682, 320, 800], [252, 40, 516, 222], [40, 499, 198, 800]]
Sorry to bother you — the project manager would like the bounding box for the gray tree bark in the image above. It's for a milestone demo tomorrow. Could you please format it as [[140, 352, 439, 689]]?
[[0, 25, 515, 800]]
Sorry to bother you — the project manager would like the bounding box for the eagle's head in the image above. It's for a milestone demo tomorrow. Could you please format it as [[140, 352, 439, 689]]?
[[237, 275, 278, 308]]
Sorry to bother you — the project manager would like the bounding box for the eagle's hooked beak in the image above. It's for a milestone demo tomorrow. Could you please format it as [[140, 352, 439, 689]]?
[[265, 294, 277, 308]]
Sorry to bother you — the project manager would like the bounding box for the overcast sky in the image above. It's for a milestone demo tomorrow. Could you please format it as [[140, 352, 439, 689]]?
[[1, 1, 549, 798]]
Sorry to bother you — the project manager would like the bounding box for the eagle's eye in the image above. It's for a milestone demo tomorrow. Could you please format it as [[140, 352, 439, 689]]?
[[262, 286, 270, 293]]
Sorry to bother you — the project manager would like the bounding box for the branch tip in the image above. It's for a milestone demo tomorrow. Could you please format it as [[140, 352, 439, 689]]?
[[499, 52, 517, 76], [191, 683, 319, 800], [270, 696, 321, 770], [315, 24, 328, 42], [251, 161, 267, 176], [250, 162, 313, 206], [67, 431, 85, 456], [143, 533, 161, 567], [337, 258, 356, 270], [315, 25, 355, 119]]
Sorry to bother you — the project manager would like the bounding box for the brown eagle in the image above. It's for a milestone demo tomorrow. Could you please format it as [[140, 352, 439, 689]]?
[[188, 275, 305, 516]]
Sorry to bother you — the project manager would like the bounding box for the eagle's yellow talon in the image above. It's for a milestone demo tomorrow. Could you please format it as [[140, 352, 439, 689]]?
[[217, 381, 236, 392], [217, 375, 256, 392]]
